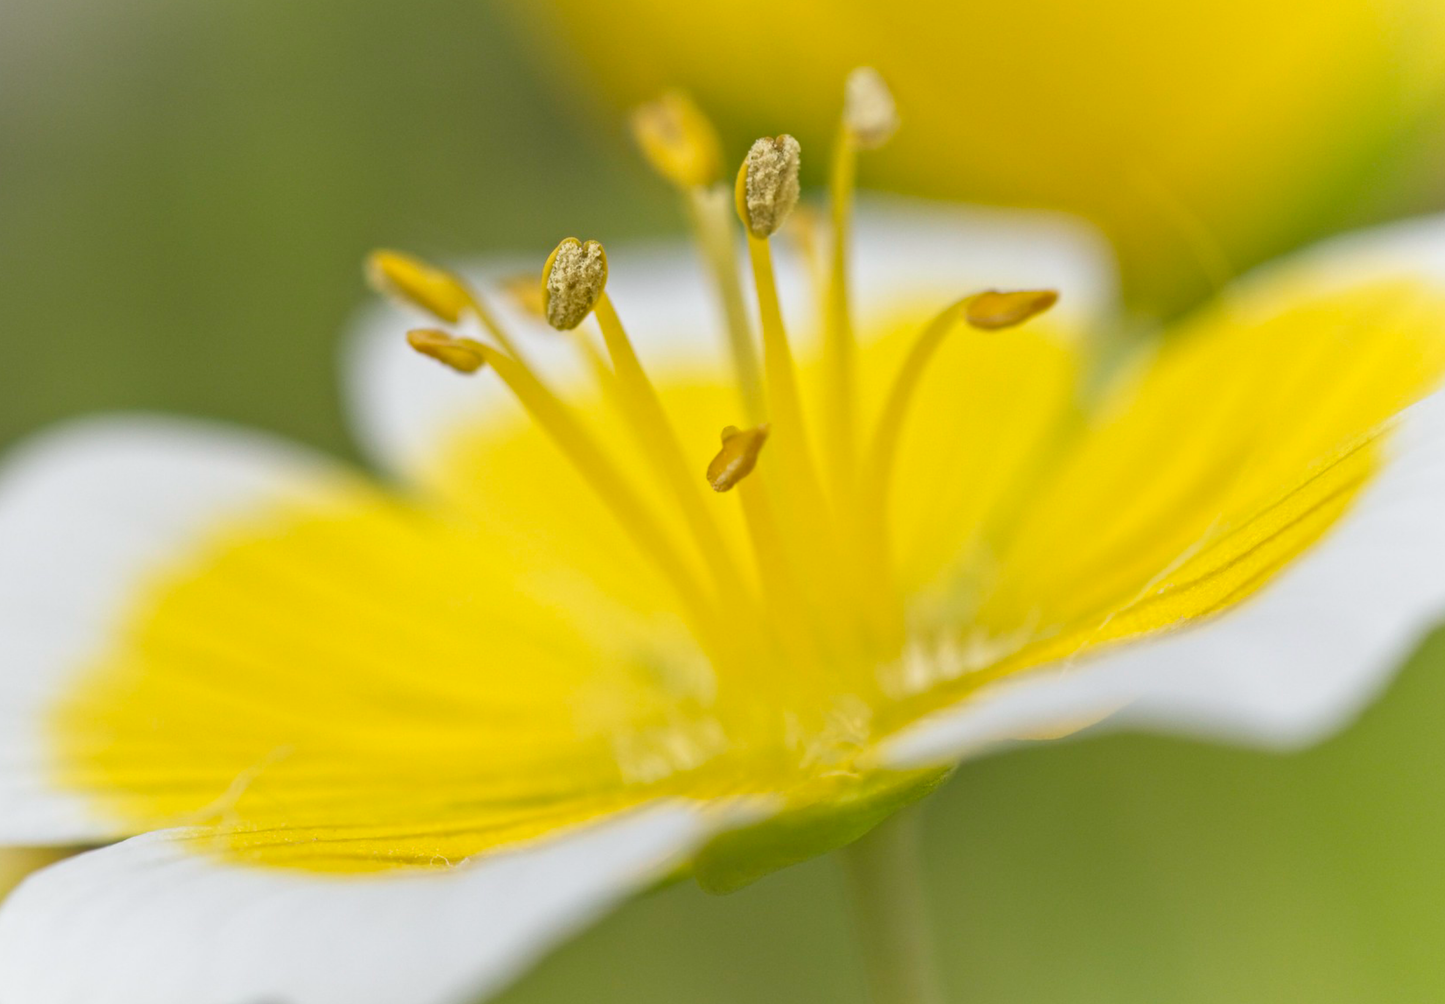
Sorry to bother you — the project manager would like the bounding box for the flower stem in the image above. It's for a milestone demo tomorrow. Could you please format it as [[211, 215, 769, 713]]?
[[840, 811, 946, 1004]]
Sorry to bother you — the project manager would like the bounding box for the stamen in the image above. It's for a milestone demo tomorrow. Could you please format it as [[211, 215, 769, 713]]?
[[471, 342, 720, 641], [735, 136, 802, 239], [860, 290, 1059, 592], [734, 138, 808, 440], [543, 238, 608, 331], [630, 91, 724, 191], [499, 273, 547, 321], [629, 91, 762, 420], [823, 68, 899, 499], [735, 138, 873, 657], [707, 425, 770, 492], [405, 328, 488, 374], [367, 248, 528, 358], [731, 465, 832, 682], [965, 289, 1060, 330], [498, 270, 616, 397], [366, 250, 472, 324], [590, 284, 756, 606], [842, 67, 899, 149], [686, 187, 766, 423]]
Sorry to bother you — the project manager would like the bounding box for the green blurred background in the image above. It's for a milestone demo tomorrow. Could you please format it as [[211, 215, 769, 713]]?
[[5, 1, 1445, 1001]]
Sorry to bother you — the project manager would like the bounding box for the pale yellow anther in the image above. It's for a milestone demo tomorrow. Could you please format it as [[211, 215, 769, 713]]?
[[500, 273, 547, 321], [707, 424, 770, 492], [405, 328, 488, 374], [366, 250, 473, 324], [542, 238, 608, 330], [843, 67, 899, 149], [630, 91, 724, 190], [965, 289, 1059, 330], [735, 136, 802, 239]]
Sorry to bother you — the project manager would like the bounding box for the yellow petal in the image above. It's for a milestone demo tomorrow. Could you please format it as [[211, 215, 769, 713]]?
[[879, 276, 1445, 726]]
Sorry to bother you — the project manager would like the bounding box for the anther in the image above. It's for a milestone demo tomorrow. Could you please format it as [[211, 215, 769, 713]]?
[[707, 424, 770, 492], [500, 273, 547, 321], [366, 250, 473, 324], [630, 91, 724, 190], [405, 328, 488, 374], [965, 289, 1059, 330], [843, 67, 899, 149], [542, 238, 608, 330], [735, 136, 802, 239]]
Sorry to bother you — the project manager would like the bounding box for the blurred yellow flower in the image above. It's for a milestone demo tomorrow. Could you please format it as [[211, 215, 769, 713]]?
[[5, 74, 1445, 1004], [511, 0, 1445, 313]]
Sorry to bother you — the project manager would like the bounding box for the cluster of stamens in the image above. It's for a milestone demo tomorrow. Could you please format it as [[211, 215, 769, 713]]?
[[367, 69, 1056, 740]]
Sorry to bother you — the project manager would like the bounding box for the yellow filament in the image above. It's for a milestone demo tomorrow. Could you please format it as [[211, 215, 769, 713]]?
[[822, 134, 860, 494], [456, 284, 526, 359], [591, 293, 755, 606], [861, 298, 974, 533], [687, 186, 766, 422], [745, 233, 879, 660], [745, 234, 820, 480], [858, 289, 1060, 624], [734, 472, 830, 684], [473, 344, 719, 642]]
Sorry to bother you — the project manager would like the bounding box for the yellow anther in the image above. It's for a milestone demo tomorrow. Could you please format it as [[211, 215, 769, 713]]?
[[843, 67, 899, 149], [630, 91, 724, 190], [542, 238, 608, 330], [365, 250, 473, 324], [965, 289, 1060, 330], [405, 328, 488, 374], [735, 136, 802, 239], [707, 424, 770, 492], [500, 273, 547, 321]]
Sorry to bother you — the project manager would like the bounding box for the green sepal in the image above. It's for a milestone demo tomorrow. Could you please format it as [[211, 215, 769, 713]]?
[[691, 766, 952, 895]]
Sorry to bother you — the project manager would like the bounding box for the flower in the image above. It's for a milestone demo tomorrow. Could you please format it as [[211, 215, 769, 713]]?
[[5, 78, 1445, 1004], [508, 0, 1445, 313]]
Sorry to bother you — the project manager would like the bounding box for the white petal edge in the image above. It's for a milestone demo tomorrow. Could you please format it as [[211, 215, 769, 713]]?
[[876, 213, 1445, 767], [0, 416, 357, 844], [344, 195, 1117, 485], [0, 804, 723, 1004]]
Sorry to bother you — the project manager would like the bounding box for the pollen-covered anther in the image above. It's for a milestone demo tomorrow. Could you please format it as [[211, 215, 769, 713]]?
[[405, 328, 488, 374], [843, 67, 899, 149], [965, 289, 1060, 330], [630, 91, 724, 190], [736, 136, 802, 238], [365, 250, 473, 324], [543, 238, 608, 330], [707, 424, 770, 492]]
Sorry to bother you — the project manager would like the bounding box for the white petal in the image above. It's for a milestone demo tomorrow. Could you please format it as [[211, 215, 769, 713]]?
[[0, 416, 355, 844], [344, 196, 1116, 485], [849, 195, 1117, 332], [0, 806, 713, 1004], [878, 214, 1445, 767]]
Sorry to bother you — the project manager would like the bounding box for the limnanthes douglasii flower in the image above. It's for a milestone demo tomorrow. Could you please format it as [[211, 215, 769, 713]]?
[[5, 71, 1445, 1004], [512, 0, 1445, 313]]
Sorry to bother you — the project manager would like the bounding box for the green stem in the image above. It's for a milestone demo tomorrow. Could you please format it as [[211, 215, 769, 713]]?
[[840, 811, 946, 1004]]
